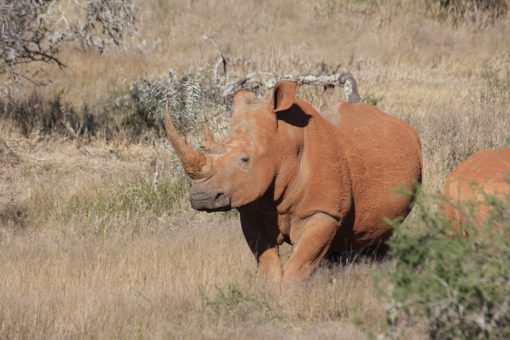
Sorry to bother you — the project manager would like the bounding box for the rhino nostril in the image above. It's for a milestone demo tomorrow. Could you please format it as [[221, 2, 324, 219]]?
[[215, 192, 225, 200]]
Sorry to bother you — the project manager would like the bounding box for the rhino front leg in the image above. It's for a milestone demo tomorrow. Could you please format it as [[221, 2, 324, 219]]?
[[255, 246, 282, 282], [240, 213, 282, 282], [283, 213, 338, 281]]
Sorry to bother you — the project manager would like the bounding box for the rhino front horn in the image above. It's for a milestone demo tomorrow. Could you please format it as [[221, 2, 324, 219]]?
[[163, 102, 207, 179]]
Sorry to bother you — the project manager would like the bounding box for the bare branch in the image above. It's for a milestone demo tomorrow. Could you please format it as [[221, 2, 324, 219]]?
[[220, 69, 360, 103], [0, 0, 136, 83]]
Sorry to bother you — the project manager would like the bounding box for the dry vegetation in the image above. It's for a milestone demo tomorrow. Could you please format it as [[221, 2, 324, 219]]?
[[1, 0, 510, 338]]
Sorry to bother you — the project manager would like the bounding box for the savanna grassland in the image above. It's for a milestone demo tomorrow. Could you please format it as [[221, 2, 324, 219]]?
[[1, 0, 510, 338]]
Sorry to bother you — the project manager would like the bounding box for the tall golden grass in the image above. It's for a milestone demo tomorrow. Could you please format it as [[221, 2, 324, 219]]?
[[1, 0, 509, 338]]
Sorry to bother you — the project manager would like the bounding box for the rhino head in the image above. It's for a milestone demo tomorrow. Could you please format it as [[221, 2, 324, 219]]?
[[163, 81, 298, 212]]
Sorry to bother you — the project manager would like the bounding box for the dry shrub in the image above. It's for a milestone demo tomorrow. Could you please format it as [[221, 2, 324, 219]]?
[[0, 92, 86, 137], [425, 0, 508, 25], [0, 0, 136, 81]]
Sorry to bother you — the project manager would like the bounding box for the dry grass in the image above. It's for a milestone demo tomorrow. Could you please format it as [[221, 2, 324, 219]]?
[[0, 139, 385, 339], [1, 0, 510, 338]]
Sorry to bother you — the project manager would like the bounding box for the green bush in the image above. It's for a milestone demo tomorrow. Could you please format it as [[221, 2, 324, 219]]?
[[385, 187, 510, 339]]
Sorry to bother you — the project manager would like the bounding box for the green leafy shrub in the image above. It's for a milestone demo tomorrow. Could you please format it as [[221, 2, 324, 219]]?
[[385, 187, 510, 339]]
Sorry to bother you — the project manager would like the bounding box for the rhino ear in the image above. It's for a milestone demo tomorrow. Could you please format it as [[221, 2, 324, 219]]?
[[233, 90, 256, 110], [273, 80, 297, 112]]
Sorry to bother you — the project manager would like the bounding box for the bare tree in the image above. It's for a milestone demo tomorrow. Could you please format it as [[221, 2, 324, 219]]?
[[0, 0, 136, 83]]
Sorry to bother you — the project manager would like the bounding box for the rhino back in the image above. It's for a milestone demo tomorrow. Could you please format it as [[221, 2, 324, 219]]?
[[448, 147, 510, 182], [442, 147, 510, 228], [328, 102, 422, 247]]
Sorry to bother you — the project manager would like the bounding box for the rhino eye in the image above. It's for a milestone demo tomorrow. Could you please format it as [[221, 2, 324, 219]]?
[[239, 154, 250, 166]]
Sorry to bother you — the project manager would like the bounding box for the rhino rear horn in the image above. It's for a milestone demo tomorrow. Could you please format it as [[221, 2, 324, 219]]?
[[203, 124, 223, 153]]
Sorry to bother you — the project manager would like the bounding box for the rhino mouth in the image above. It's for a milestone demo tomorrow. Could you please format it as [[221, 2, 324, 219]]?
[[189, 190, 232, 212]]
